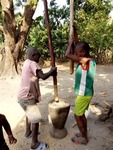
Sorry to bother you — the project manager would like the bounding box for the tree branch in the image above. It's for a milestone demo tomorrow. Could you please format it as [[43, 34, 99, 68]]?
[[13, 0, 38, 60], [0, 26, 3, 33]]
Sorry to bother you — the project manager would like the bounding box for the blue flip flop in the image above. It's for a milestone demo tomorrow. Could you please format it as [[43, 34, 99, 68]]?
[[30, 142, 49, 150]]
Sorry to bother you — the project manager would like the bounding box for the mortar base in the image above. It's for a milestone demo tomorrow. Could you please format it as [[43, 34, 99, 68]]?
[[50, 127, 67, 139]]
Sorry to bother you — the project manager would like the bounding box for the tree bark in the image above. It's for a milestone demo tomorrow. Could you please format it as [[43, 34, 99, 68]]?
[[0, 0, 38, 78]]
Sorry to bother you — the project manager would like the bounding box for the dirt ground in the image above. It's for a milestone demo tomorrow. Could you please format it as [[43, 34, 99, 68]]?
[[0, 62, 113, 150]]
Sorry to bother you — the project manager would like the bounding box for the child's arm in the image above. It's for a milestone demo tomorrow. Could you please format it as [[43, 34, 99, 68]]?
[[65, 38, 89, 64], [0, 114, 17, 144], [36, 67, 57, 80]]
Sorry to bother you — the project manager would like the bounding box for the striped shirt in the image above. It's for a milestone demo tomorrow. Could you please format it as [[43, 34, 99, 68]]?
[[74, 59, 96, 96]]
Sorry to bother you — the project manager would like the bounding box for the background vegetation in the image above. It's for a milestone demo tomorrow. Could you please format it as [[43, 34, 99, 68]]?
[[0, 0, 113, 71], [27, 0, 113, 63]]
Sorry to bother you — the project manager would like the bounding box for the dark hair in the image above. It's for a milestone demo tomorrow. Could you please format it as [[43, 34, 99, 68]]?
[[26, 46, 41, 60], [75, 41, 90, 55]]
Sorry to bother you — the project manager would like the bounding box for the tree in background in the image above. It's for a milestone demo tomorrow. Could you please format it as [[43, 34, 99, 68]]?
[[75, 0, 113, 63], [27, 0, 70, 61], [0, 0, 113, 78], [0, 0, 38, 77], [28, 0, 113, 64]]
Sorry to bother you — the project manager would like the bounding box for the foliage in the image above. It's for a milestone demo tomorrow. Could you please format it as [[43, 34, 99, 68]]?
[[27, 0, 70, 60], [27, 17, 49, 58], [27, 0, 113, 63], [0, 0, 113, 64], [28, 0, 38, 6], [74, 0, 113, 63]]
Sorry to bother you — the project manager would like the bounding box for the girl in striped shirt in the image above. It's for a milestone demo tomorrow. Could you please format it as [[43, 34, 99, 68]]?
[[65, 39, 96, 144]]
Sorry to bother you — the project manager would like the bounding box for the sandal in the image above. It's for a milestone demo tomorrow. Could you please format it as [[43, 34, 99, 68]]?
[[71, 136, 88, 145], [30, 142, 49, 150], [74, 133, 82, 137]]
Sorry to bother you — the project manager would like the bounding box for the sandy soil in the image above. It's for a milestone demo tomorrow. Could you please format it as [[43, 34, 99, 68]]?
[[0, 63, 113, 150]]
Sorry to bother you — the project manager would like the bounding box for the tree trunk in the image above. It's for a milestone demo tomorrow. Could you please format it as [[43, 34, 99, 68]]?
[[96, 49, 113, 64], [0, 0, 38, 78]]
